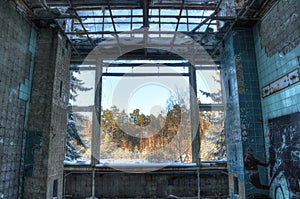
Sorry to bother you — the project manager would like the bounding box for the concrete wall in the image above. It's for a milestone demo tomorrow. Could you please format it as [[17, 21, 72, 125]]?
[[254, 0, 300, 198], [0, 1, 34, 198], [24, 28, 71, 199], [64, 169, 228, 199], [0, 1, 71, 198]]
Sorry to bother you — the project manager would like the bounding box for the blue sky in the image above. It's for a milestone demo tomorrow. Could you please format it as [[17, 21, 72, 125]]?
[[71, 66, 221, 115]]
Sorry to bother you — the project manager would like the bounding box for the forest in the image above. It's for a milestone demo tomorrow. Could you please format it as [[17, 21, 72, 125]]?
[[65, 70, 225, 164]]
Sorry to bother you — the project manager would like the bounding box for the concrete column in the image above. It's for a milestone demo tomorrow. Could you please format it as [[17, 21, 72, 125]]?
[[189, 65, 200, 164], [220, 28, 267, 198], [24, 28, 71, 199]]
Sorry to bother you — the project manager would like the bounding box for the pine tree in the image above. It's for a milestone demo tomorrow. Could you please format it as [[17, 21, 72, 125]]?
[[200, 110, 225, 160], [199, 71, 226, 160], [65, 68, 92, 161]]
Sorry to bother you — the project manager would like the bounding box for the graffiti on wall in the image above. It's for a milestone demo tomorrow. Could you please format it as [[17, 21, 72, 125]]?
[[268, 112, 300, 199]]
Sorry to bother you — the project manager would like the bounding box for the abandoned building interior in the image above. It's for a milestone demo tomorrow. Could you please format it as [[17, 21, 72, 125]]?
[[1, 0, 300, 198]]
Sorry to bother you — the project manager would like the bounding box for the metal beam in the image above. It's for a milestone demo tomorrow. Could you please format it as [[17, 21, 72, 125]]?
[[107, 0, 123, 55], [64, 30, 217, 34], [102, 72, 189, 76], [107, 0, 117, 34], [142, 0, 149, 28], [191, 0, 223, 33], [64, 165, 227, 172], [69, 105, 94, 112], [29, 0, 215, 9], [30, 0, 141, 8], [66, 0, 94, 47], [31, 14, 241, 20], [211, 0, 256, 57], [199, 104, 224, 111], [189, 65, 200, 165], [170, 0, 185, 51], [175, 0, 185, 32]]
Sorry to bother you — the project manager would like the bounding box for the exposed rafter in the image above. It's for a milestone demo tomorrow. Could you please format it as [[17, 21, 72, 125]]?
[[190, 0, 222, 33], [66, 0, 95, 47], [211, 0, 257, 57], [142, 0, 150, 28], [29, 0, 215, 9], [24, 0, 275, 58]]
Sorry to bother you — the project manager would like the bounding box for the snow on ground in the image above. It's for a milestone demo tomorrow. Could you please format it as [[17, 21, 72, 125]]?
[[64, 159, 91, 165], [64, 158, 226, 167]]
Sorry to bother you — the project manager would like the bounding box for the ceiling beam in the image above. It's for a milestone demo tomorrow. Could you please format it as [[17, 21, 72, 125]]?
[[102, 72, 189, 76], [30, 14, 241, 21], [191, 0, 222, 33], [211, 0, 256, 57], [66, 0, 95, 47], [142, 0, 149, 28], [29, 0, 216, 9], [29, 0, 141, 8]]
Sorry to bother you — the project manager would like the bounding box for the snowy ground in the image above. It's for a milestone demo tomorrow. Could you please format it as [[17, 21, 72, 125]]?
[[64, 158, 226, 167]]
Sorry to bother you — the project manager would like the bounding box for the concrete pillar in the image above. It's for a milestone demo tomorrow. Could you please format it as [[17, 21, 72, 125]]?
[[24, 28, 70, 199], [189, 65, 201, 164], [220, 28, 267, 198]]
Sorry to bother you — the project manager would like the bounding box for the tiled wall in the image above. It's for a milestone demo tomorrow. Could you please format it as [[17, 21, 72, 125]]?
[[221, 28, 269, 198], [0, 1, 34, 198], [233, 29, 267, 197], [254, 26, 300, 120], [254, 15, 300, 198]]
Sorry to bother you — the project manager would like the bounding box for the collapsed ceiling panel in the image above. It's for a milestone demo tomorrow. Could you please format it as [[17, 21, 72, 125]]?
[[18, 0, 276, 58]]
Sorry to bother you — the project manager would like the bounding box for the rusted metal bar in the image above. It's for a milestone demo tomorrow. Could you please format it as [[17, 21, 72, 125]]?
[[191, 0, 222, 33], [175, 0, 184, 32], [31, 14, 238, 20], [67, 0, 94, 47], [142, 0, 149, 27], [107, 0, 117, 33], [211, 0, 256, 57], [16, 0, 80, 55], [29, 0, 216, 9], [64, 164, 227, 172], [107, 0, 122, 55]]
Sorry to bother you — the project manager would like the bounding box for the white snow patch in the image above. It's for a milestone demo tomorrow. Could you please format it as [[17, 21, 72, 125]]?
[[95, 159, 197, 167], [64, 159, 91, 165]]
